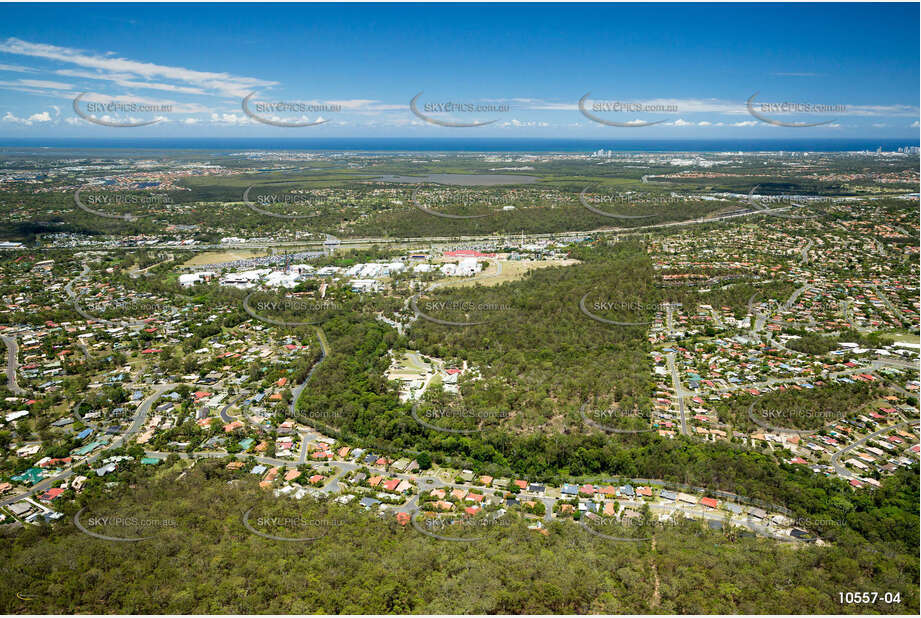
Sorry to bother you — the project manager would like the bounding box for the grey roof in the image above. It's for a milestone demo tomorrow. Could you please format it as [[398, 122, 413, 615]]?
[[659, 490, 678, 500], [94, 463, 117, 477]]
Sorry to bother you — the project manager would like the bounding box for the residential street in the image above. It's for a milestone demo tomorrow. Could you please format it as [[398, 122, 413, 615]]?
[[1, 383, 173, 507], [830, 419, 920, 479], [1, 334, 26, 395]]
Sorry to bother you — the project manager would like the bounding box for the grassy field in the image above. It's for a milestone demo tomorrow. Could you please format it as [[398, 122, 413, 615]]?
[[886, 331, 921, 345]]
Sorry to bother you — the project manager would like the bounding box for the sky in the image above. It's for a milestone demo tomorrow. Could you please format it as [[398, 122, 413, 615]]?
[[0, 2, 918, 139]]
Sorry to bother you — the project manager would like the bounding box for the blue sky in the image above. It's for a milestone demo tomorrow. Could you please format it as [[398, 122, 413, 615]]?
[[0, 2, 918, 138]]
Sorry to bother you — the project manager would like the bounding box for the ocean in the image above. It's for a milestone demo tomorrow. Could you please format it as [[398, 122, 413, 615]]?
[[0, 137, 917, 154]]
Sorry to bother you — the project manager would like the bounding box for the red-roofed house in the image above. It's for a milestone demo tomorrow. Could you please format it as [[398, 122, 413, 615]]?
[[40, 487, 65, 501]]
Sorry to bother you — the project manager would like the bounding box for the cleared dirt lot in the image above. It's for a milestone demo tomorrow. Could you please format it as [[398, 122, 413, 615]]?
[[182, 250, 270, 266], [436, 258, 579, 288]]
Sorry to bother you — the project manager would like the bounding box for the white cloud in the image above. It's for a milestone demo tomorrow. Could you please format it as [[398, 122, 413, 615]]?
[[500, 119, 549, 128], [2, 110, 55, 125], [209, 112, 252, 126], [527, 96, 742, 115], [55, 68, 208, 95], [0, 63, 37, 73], [730, 120, 758, 127], [0, 37, 276, 98], [844, 104, 918, 117], [18, 78, 74, 89]]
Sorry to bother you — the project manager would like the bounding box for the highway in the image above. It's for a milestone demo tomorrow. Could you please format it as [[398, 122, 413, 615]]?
[[14, 203, 800, 256]]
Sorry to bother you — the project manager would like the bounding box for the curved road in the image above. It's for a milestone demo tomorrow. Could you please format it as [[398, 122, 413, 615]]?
[[0, 383, 174, 507], [829, 419, 920, 479], [219, 392, 249, 424], [288, 327, 330, 418]]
